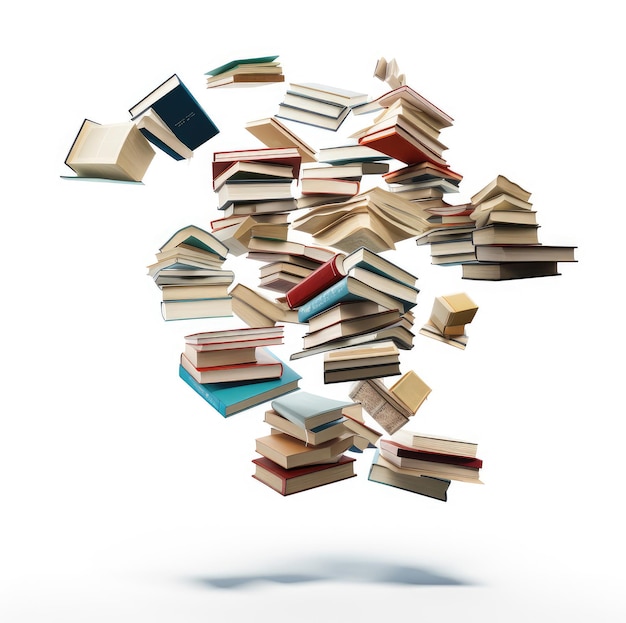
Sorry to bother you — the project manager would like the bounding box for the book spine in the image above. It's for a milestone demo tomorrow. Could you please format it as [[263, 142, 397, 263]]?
[[178, 364, 228, 417], [296, 277, 352, 323], [285, 254, 346, 309]]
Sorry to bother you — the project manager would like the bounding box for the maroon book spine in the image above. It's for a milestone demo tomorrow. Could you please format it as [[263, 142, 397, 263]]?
[[285, 253, 346, 309]]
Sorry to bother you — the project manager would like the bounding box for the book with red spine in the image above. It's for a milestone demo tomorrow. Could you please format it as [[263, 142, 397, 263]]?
[[285, 253, 347, 309], [380, 439, 483, 469]]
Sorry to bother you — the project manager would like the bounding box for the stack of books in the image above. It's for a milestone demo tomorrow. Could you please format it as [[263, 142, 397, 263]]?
[[288, 247, 419, 360], [210, 147, 302, 256], [349, 369, 431, 435], [461, 175, 577, 280], [419, 292, 478, 350], [354, 84, 455, 168], [252, 390, 362, 495], [369, 430, 483, 500], [146, 225, 234, 321], [205, 55, 285, 89], [276, 82, 369, 132], [179, 326, 302, 417], [291, 186, 433, 253], [322, 340, 401, 384]]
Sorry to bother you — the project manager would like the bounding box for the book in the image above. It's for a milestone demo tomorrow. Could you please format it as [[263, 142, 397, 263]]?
[[213, 146, 302, 180], [259, 261, 314, 281], [259, 271, 303, 293], [341, 412, 383, 447], [383, 161, 463, 186], [154, 269, 235, 287], [364, 98, 445, 142], [302, 162, 390, 179], [161, 297, 232, 321], [287, 82, 369, 107], [184, 325, 284, 345], [317, 142, 393, 165], [206, 71, 285, 88], [380, 439, 483, 470], [285, 253, 346, 308], [282, 91, 350, 117], [160, 283, 231, 300], [473, 192, 533, 213], [388, 370, 432, 414], [301, 177, 361, 196], [345, 266, 419, 307], [246, 237, 336, 263], [276, 103, 351, 131], [418, 321, 469, 350], [306, 300, 386, 333], [252, 455, 356, 496], [212, 217, 289, 256], [392, 430, 478, 458], [183, 343, 258, 368], [375, 84, 454, 128], [290, 318, 415, 360], [324, 359, 401, 384], [470, 175, 532, 205], [472, 209, 538, 228], [132, 108, 194, 160], [212, 159, 296, 190], [368, 450, 450, 501], [230, 283, 300, 324], [179, 353, 301, 417], [359, 123, 448, 166], [471, 223, 540, 246], [216, 179, 294, 210], [473, 244, 577, 263], [429, 293, 478, 334], [245, 117, 317, 163], [254, 432, 355, 469], [153, 243, 227, 268], [322, 340, 400, 370], [263, 409, 350, 445], [64, 119, 155, 182], [180, 348, 283, 384], [146, 254, 225, 278], [205, 55, 279, 76], [461, 261, 561, 281], [271, 390, 357, 430], [296, 275, 408, 323], [129, 74, 219, 151], [220, 198, 298, 216], [158, 224, 229, 260], [303, 309, 402, 349]]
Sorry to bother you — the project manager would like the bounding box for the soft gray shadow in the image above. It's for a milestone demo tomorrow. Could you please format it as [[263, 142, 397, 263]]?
[[190, 556, 471, 589]]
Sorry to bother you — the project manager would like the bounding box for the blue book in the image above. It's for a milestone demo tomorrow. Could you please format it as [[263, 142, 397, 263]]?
[[271, 390, 354, 430], [297, 275, 412, 323], [179, 351, 301, 417], [129, 74, 219, 151]]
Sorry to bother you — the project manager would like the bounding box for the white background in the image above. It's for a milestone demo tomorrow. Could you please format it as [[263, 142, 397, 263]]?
[[2, 1, 625, 621]]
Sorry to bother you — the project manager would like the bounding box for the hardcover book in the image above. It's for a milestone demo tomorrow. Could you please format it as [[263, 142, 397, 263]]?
[[270, 390, 357, 430]]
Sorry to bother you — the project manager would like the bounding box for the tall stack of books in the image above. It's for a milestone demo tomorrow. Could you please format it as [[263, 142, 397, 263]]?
[[252, 390, 361, 495], [349, 369, 431, 435], [205, 55, 285, 89], [419, 292, 478, 350], [287, 247, 419, 360], [179, 326, 302, 417], [146, 225, 235, 321], [276, 82, 369, 132], [462, 175, 577, 280], [291, 186, 432, 253]]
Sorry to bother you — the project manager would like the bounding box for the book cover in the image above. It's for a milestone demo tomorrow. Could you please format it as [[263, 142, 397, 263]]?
[[271, 390, 356, 430], [252, 455, 356, 496], [178, 351, 301, 417], [263, 410, 349, 445], [245, 117, 317, 163], [205, 55, 279, 76], [129, 74, 219, 151], [158, 224, 229, 260], [285, 253, 347, 308]]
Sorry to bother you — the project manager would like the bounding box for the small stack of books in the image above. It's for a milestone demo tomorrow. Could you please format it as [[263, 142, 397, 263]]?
[[146, 225, 235, 321], [461, 175, 577, 280], [252, 390, 362, 495], [179, 326, 302, 417], [291, 186, 433, 253], [205, 55, 285, 88], [354, 84, 455, 168], [349, 369, 431, 435], [288, 247, 419, 360], [323, 341, 401, 384], [419, 293, 478, 350], [276, 82, 369, 132], [369, 430, 483, 500]]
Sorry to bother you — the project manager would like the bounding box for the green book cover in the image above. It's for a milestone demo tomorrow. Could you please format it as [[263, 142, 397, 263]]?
[[205, 55, 279, 76]]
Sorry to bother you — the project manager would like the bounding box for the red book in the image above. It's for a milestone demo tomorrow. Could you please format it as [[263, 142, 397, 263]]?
[[380, 439, 483, 469], [285, 253, 347, 309], [359, 124, 448, 166], [251, 455, 356, 495]]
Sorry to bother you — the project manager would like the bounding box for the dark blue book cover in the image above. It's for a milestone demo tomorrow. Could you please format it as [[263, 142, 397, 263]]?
[[137, 127, 185, 161], [130, 74, 219, 151]]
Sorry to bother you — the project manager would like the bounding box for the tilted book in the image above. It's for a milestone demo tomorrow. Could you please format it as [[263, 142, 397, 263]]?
[[271, 390, 356, 430]]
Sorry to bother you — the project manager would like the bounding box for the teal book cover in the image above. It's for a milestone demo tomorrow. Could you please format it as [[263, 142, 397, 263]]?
[[179, 350, 301, 417], [205, 55, 279, 76], [271, 390, 354, 430]]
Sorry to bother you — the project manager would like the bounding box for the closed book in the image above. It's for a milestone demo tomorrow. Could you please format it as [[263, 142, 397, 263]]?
[[276, 103, 351, 131], [471, 223, 540, 246], [368, 450, 450, 501], [307, 300, 386, 333], [133, 108, 193, 160], [247, 237, 335, 263], [301, 177, 360, 196], [245, 117, 317, 163], [179, 349, 283, 384], [283, 91, 349, 117], [474, 244, 577, 263], [183, 343, 257, 368], [285, 253, 347, 308], [296, 275, 408, 323], [287, 82, 369, 107], [470, 175, 532, 205], [161, 297, 232, 321], [271, 390, 356, 430], [178, 352, 301, 417], [159, 224, 229, 260], [322, 340, 400, 370], [216, 179, 294, 209], [185, 325, 284, 345], [212, 159, 295, 190], [324, 362, 401, 384], [252, 455, 356, 495], [375, 85, 454, 129], [380, 439, 483, 469], [388, 370, 432, 414], [212, 146, 302, 180], [255, 432, 355, 469], [129, 74, 219, 151], [264, 410, 349, 445], [392, 430, 478, 458], [462, 261, 561, 281]]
